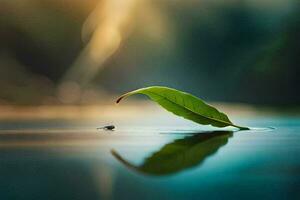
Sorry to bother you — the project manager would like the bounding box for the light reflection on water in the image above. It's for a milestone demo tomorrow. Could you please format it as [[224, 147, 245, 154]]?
[[0, 117, 299, 200]]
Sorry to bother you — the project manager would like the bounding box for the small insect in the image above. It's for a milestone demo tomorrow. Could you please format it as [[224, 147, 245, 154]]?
[[97, 125, 115, 131]]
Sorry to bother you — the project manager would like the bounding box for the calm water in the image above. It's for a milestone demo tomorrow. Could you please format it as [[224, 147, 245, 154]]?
[[0, 114, 299, 200]]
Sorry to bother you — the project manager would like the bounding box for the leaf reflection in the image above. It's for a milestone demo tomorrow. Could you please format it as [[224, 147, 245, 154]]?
[[112, 131, 233, 176]]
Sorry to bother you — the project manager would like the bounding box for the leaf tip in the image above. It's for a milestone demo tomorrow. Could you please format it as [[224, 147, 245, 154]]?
[[111, 149, 138, 171], [116, 91, 133, 104], [116, 95, 125, 104]]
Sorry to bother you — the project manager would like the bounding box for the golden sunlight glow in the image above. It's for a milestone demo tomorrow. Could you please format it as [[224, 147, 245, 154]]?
[[61, 0, 137, 86]]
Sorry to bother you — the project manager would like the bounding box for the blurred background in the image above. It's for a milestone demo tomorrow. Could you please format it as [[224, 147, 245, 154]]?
[[0, 0, 299, 106]]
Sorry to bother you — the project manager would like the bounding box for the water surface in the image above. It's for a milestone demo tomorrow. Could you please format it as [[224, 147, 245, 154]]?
[[0, 108, 299, 200]]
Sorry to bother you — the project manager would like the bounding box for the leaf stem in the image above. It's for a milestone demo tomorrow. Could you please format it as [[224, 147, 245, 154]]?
[[233, 125, 250, 130]]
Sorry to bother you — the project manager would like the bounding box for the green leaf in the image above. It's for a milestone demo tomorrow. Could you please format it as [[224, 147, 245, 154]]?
[[112, 131, 233, 175], [116, 86, 249, 130]]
